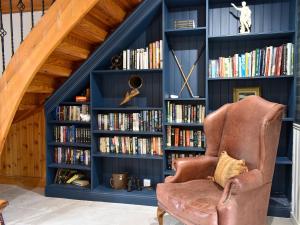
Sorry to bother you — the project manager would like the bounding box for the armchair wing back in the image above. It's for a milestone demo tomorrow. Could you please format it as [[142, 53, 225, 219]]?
[[204, 95, 284, 182]]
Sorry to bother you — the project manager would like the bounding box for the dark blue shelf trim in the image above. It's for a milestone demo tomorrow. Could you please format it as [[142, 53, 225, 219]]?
[[208, 75, 294, 81], [60, 102, 90, 105], [93, 130, 163, 136], [276, 157, 292, 165], [93, 107, 162, 111], [48, 120, 90, 125], [165, 27, 206, 37], [164, 147, 205, 152], [45, 184, 157, 206], [48, 142, 91, 148], [164, 98, 206, 101], [93, 152, 163, 160], [164, 122, 203, 127], [48, 163, 91, 171], [92, 69, 162, 75], [165, 0, 205, 8], [208, 31, 295, 41], [45, 0, 162, 114]]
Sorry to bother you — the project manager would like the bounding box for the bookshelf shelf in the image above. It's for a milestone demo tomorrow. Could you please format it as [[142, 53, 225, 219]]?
[[165, 27, 206, 37], [164, 122, 203, 127], [164, 147, 205, 152], [92, 107, 162, 111], [208, 31, 295, 42], [93, 153, 163, 160], [92, 69, 162, 75], [164, 98, 206, 101], [276, 157, 292, 165], [48, 120, 90, 126], [164, 170, 175, 176], [208, 75, 294, 81], [48, 163, 91, 171], [47, 184, 90, 191], [60, 102, 90, 105], [93, 130, 163, 136], [48, 142, 91, 148]]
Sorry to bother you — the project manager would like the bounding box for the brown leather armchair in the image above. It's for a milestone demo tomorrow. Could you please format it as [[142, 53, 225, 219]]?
[[157, 96, 284, 225], [0, 199, 8, 225]]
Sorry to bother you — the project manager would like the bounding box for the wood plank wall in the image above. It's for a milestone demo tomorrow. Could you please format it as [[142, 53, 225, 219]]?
[[0, 109, 46, 186]]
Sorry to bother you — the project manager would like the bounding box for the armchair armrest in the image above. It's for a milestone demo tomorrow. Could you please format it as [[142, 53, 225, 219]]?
[[165, 156, 218, 183], [0, 200, 8, 212], [219, 169, 264, 205]]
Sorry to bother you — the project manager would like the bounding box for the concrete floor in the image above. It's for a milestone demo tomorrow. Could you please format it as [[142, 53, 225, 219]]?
[[0, 184, 293, 225]]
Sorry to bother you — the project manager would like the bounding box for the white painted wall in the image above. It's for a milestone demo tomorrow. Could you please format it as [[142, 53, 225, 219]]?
[[0, 11, 43, 74], [292, 124, 300, 225]]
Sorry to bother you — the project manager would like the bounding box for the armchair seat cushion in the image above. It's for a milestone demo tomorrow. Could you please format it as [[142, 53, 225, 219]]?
[[157, 179, 223, 225]]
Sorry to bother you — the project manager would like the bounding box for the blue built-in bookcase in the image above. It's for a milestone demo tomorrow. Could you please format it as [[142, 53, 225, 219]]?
[[44, 0, 297, 217]]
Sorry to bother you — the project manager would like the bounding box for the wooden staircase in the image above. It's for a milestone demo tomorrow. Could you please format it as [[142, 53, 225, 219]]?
[[0, 0, 141, 155]]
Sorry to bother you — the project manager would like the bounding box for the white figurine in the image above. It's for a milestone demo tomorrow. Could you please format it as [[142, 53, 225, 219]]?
[[231, 1, 252, 34]]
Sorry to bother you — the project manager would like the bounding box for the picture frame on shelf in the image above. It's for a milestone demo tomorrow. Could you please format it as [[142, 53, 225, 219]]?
[[233, 87, 261, 102]]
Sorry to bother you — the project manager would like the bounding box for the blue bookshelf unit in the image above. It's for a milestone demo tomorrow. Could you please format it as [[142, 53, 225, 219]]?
[[44, 0, 297, 218]]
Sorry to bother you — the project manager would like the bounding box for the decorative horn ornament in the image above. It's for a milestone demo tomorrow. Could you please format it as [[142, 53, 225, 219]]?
[[120, 75, 143, 105]]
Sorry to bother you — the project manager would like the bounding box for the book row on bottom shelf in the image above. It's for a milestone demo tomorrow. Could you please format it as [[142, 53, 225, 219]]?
[[166, 153, 202, 171], [97, 110, 162, 132], [166, 126, 205, 148], [166, 102, 205, 123], [54, 169, 90, 188], [55, 105, 90, 121], [53, 126, 91, 143], [209, 43, 294, 78], [99, 136, 163, 155], [54, 147, 91, 166]]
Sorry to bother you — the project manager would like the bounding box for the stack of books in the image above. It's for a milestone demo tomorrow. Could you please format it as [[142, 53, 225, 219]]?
[[99, 136, 162, 156], [56, 105, 89, 121], [166, 102, 205, 124], [53, 126, 91, 143], [166, 126, 205, 148], [54, 147, 90, 166], [97, 110, 162, 132], [174, 20, 195, 29], [122, 40, 163, 70], [208, 43, 294, 78], [166, 153, 201, 170]]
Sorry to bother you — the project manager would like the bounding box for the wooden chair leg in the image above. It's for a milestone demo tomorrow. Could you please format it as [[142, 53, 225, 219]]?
[[157, 207, 166, 225], [0, 213, 5, 225]]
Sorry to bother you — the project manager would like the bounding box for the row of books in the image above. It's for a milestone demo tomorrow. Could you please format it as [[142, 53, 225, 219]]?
[[122, 40, 163, 70], [53, 126, 91, 143], [55, 105, 89, 121], [167, 102, 205, 124], [166, 153, 201, 170], [99, 136, 163, 156], [97, 111, 162, 132], [54, 147, 90, 166], [166, 127, 205, 148], [208, 43, 294, 78]]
